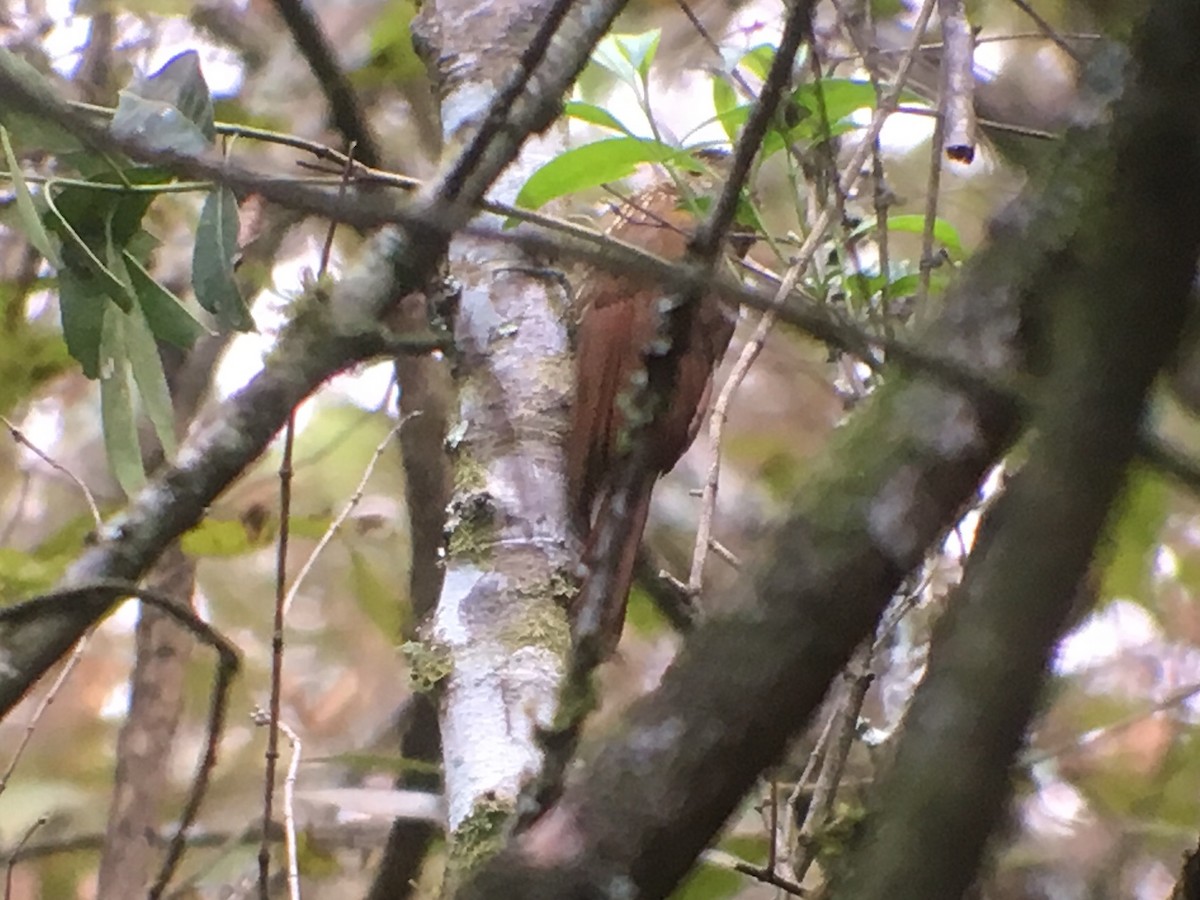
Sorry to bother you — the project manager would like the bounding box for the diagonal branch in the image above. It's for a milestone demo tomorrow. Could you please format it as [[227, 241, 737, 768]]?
[[268, 0, 382, 167], [834, 5, 1200, 897], [0, 0, 637, 724], [458, 34, 1154, 900]]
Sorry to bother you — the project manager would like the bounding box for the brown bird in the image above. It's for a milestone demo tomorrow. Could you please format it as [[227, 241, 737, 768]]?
[[567, 167, 746, 656]]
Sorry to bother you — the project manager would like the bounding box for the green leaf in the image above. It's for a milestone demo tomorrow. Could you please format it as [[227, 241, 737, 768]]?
[[179, 511, 334, 557], [0, 49, 82, 155], [738, 44, 777, 82], [671, 860, 743, 900], [1101, 467, 1169, 602], [125, 251, 211, 348], [0, 126, 60, 266], [795, 79, 874, 127], [884, 214, 964, 259], [617, 29, 661, 81], [43, 168, 170, 313], [591, 33, 640, 83], [43, 189, 137, 312], [563, 100, 633, 135], [180, 517, 261, 557], [711, 76, 739, 143], [58, 268, 107, 378], [883, 272, 921, 299], [98, 307, 146, 495], [851, 214, 965, 260], [514, 137, 686, 211], [108, 50, 216, 159], [123, 297, 178, 458], [193, 187, 253, 331], [367, 0, 424, 80], [48, 168, 166, 249], [0, 547, 61, 599], [109, 91, 209, 156], [123, 50, 215, 141]]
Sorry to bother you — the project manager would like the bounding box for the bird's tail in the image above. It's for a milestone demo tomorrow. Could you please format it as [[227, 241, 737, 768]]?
[[573, 480, 655, 660]]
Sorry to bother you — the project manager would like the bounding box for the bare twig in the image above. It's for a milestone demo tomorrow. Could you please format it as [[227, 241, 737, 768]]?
[[1, 415, 102, 528], [790, 641, 874, 885], [1006, 0, 1084, 64], [0, 582, 239, 899], [260, 146, 356, 898], [939, 0, 977, 163], [261, 406, 297, 900], [0, 418, 104, 798], [268, 0, 381, 166], [282, 421, 404, 617], [4, 816, 45, 900], [916, 51, 948, 308], [254, 710, 302, 900], [1024, 678, 1200, 767], [687, 307, 777, 594]]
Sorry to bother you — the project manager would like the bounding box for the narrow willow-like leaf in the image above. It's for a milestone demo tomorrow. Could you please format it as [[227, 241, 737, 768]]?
[[125, 251, 211, 348], [59, 268, 106, 378], [0, 126, 60, 266], [193, 187, 253, 331], [43, 188, 136, 311], [591, 33, 641, 83], [123, 297, 178, 458], [99, 307, 146, 495], [0, 49, 82, 155]]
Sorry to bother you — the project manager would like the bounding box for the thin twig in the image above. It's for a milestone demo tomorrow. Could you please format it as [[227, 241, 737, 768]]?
[[916, 7, 949, 310], [261, 408, 296, 900], [280, 720, 302, 900], [282, 421, 405, 617], [1, 415, 102, 528], [707, 538, 741, 569], [437, 0, 579, 200], [0, 629, 97, 794], [1024, 678, 1200, 767], [687, 307, 777, 594], [791, 641, 874, 884], [699, 849, 809, 896], [268, 0, 381, 166], [260, 144, 355, 899], [1006, 0, 1084, 64], [0, 419, 104, 797], [0, 582, 239, 899], [938, 0, 977, 163], [254, 710, 302, 900], [4, 816, 45, 900]]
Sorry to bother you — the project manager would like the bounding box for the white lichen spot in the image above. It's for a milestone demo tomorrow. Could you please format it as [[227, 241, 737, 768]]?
[[929, 391, 983, 458], [442, 82, 497, 143], [868, 465, 925, 565], [434, 564, 489, 645], [628, 715, 685, 764], [446, 420, 469, 450]]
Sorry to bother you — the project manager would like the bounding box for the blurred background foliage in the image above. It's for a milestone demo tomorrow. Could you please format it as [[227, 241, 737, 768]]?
[[0, 0, 1195, 897]]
